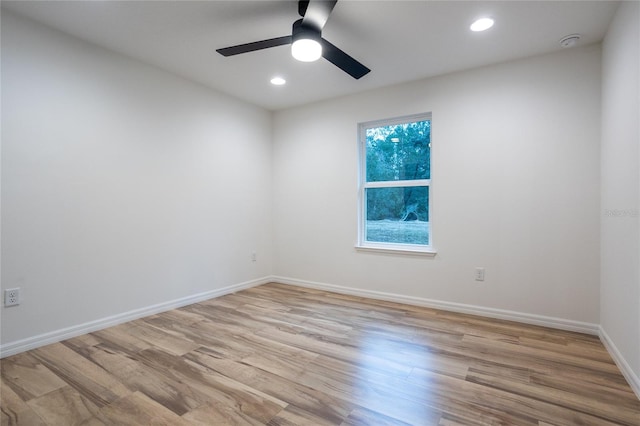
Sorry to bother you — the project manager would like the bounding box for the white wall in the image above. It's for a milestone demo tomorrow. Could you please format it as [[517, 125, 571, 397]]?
[[273, 45, 602, 325], [1, 11, 273, 346], [600, 1, 640, 388]]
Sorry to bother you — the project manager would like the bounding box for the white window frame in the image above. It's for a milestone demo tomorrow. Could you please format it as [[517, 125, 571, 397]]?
[[356, 113, 436, 256]]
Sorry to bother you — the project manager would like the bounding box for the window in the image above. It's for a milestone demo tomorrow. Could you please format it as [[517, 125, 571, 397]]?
[[357, 113, 434, 254]]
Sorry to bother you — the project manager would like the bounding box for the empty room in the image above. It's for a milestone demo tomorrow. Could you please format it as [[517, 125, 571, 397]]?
[[1, 0, 639, 424]]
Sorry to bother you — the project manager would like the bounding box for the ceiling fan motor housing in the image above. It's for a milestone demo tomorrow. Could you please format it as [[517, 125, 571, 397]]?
[[292, 19, 321, 43]]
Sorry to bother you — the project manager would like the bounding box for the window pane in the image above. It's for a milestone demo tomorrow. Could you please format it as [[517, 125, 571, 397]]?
[[365, 120, 431, 182], [365, 186, 429, 245]]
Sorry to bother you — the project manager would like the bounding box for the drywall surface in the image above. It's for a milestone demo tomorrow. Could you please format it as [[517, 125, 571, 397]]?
[[273, 45, 602, 324], [1, 11, 273, 344], [600, 1, 640, 384]]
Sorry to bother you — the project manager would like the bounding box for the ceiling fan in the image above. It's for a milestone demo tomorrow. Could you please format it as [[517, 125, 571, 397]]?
[[216, 0, 370, 80]]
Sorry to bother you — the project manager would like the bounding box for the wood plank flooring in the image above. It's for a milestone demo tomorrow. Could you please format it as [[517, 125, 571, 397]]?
[[2, 283, 639, 425]]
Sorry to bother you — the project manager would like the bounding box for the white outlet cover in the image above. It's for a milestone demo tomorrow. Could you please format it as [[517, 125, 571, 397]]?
[[4, 288, 20, 306]]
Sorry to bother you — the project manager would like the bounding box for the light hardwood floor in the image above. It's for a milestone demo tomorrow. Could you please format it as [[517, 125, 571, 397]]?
[[1, 283, 639, 425]]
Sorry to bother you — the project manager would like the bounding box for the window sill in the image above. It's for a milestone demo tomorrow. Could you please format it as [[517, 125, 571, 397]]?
[[355, 244, 437, 257]]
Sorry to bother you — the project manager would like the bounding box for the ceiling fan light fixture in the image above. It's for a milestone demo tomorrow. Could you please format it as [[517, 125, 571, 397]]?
[[291, 19, 322, 62], [292, 38, 322, 62]]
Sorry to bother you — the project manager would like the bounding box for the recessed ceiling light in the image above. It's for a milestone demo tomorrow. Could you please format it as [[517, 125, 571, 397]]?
[[470, 17, 494, 32], [270, 76, 286, 86]]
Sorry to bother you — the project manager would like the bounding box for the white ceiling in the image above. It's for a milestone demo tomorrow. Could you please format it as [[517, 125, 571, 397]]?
[[1, 0, 618, 111]]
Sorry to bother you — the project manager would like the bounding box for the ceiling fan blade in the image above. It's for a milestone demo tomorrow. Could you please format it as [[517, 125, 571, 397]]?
[[321, 38, 370, 79], [216, 35, 292, 57], [298, 0, 309, 17], [302, 0, 337, 31]]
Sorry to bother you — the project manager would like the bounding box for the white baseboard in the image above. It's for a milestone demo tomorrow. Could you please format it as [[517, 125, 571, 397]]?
[[0, 276, 270, 359], [599, 326, 640, 399], [271, 276, 601, 335]]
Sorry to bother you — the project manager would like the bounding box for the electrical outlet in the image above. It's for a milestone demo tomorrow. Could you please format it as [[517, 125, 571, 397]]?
[[475, 267, 485, 282], [4, 288, 20, 307], [251, 252, 257, 262]]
